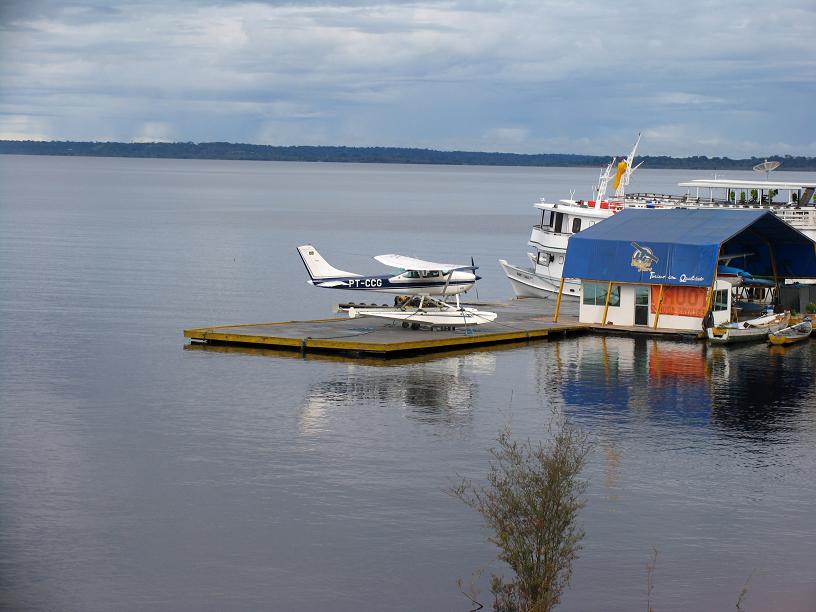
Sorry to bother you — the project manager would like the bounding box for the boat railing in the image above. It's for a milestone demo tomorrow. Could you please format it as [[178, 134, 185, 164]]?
[[532, 224, 571, 237], [627, 192, 814, 209]]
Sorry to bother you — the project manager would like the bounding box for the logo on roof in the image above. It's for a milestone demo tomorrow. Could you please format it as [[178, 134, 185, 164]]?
[[630, 242, 659, 273]]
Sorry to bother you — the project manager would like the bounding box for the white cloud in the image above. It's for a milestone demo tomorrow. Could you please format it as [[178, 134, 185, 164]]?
[[482, 127, 529, 148], [0, 115, 51, 140], [133, 121, 173, 143], [652, 93, 727, 107]]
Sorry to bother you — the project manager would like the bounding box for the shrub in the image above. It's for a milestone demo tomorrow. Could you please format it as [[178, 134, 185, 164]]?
[[452, 424, 591, 612]]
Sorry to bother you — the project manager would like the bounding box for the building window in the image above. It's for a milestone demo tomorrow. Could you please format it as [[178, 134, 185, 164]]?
[[713, 289, 728, 312], [582, 282, 620, 307]]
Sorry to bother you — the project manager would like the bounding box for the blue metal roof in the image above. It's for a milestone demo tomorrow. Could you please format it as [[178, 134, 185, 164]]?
[[562, 208, 816, 286]]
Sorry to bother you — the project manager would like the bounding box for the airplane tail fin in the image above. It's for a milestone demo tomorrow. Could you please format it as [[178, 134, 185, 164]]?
[[297, 245, 359, 280]]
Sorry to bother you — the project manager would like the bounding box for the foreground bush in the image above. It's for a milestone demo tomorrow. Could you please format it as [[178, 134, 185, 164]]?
[[452, 423, 591, 612]]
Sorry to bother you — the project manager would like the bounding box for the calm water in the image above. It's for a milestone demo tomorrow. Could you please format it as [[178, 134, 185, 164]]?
[[1, 155, 815, 611]]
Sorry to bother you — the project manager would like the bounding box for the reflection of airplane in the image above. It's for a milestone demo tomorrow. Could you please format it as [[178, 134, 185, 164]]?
[[296, 245, 497, 328], [299, 352, 496, 433]]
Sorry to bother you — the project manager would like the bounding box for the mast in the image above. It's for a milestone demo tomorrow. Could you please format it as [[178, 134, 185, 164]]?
[[595, 158, 615, 202]]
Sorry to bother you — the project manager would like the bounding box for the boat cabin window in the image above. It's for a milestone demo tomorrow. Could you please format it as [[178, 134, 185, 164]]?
[[713, 289, 729, 312], [558, 256, 564, 264], [554, 212, 565, 233], [545, 211, 554, 227], [571, 217, 582, 233], [582, 282, 620, 307]]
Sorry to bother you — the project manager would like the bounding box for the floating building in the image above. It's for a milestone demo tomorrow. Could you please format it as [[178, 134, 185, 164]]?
[[559, 208, 816, 332]]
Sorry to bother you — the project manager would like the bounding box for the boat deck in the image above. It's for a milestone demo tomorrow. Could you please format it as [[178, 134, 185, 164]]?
[[184, 298, 587, 358]]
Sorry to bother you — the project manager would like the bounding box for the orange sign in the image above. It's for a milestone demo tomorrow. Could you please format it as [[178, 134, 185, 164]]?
[[651, 286, 708, 318]]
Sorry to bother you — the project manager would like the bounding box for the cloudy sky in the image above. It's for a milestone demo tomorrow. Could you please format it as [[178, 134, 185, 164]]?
[[1, 0, 814, 156]]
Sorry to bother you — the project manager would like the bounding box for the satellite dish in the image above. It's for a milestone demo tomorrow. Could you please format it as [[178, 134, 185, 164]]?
[[753, 159, 781, 179]]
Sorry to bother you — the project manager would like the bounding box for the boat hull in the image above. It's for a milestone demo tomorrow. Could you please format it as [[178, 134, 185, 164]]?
[[707, 327, 767, 344], [707, 325, 777, 344], [498, 259, 580, 300], [768, 334, 811, 345]]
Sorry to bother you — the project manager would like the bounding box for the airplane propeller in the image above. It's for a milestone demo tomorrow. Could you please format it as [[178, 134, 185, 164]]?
[[471, 256, 480, 301]]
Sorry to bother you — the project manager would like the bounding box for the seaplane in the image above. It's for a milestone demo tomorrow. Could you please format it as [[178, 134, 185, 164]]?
[[296, 245, 498, 329]]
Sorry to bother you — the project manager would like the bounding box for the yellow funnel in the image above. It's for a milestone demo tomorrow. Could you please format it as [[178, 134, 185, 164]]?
[[613, 161, 627, 190]]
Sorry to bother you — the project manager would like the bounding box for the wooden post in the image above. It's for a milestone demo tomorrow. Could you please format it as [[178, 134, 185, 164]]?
[[704, 247, 722, 315], [653, 284, 665, 329], [764, 237, 780, 301], [553, 277, 566, 322], [601, 281, 613, 325]]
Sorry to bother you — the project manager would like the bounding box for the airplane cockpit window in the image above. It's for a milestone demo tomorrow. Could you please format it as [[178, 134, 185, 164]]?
[[427, 271, 440, 278], [404, 270, 420, 278]]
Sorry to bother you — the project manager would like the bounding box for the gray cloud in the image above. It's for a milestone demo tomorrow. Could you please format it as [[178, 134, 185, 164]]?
[[0, 0, 814, 155]]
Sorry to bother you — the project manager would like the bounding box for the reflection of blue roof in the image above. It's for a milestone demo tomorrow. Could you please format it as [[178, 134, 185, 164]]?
[[563, 208, 816, 286]]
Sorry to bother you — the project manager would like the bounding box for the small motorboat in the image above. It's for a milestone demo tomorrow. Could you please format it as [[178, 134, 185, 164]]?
[[707, 311, 790, 345], [767, 318, 813, 346]]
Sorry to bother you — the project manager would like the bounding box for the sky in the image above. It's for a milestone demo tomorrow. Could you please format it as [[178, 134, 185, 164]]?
[[0, 0, 814, 157]]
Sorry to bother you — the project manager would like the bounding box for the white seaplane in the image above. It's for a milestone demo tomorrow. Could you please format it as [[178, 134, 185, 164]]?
[[296, 245, 498, 329]]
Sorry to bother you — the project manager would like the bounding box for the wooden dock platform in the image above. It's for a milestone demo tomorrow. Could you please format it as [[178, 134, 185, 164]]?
[[184, 298, 587, 358]]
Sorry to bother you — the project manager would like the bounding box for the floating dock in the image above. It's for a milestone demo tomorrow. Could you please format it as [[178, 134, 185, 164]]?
[[184, 299, 587, 358]]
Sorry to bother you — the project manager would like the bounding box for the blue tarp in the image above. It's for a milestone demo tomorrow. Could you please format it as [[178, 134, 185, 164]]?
[[562, 208, 816, 286]]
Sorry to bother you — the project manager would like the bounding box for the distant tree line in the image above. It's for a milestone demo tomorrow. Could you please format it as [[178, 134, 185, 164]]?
[[1, 140, 815, 170]]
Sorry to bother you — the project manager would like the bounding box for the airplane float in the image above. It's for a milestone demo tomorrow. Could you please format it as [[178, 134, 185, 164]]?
[[296, 245, 497, 329]]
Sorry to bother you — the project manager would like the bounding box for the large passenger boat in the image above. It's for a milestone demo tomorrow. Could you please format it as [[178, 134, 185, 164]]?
[[500, 143, 816, 300]]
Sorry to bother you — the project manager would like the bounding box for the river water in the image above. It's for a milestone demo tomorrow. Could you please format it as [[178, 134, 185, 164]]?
[[1, 155, 815, 611]]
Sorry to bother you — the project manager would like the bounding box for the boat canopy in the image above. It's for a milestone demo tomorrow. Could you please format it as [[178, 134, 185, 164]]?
[[562, 208, 816, 287], [678, 179, 816, 191]]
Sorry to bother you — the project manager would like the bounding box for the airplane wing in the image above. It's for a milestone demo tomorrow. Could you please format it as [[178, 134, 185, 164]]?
[[374, 253, 469, 272]]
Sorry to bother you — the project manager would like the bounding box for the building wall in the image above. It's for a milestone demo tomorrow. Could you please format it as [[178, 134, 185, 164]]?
[[579, 281, 731, 330]]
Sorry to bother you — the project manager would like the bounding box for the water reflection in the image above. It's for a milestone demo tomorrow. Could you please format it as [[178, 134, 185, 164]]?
[[186, 344, 499, 432], [707, 341, 816, 437], [535, 334, 815, 438], [300, 352, 496, 432]]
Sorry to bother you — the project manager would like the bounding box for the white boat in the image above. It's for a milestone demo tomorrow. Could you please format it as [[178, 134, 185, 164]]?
[[501, 144, 816, 300], [500, 136, 641, 300], [706, 311, 790, 344]]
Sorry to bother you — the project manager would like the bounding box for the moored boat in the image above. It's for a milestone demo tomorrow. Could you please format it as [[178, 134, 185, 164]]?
[[706, 311, 790, 344], [767, 318, 813, 345]]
